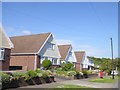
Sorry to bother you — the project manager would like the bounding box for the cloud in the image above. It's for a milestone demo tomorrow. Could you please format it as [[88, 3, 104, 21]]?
[[21, 30, 32, 35], [56, 39, 73, 45], [74, 45, 109, 58]]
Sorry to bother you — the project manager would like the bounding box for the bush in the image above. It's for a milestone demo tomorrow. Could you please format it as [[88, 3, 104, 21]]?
[[1, 73, 11, 83], [61, 62, 74, 71], [45, 70, 53, 76], [22, 73, 30, 81], [87, 70, 92, 74], [67, 71, 76, 76], [75, 71, 80, 75], [12, 72, 25, 80], [42, 59, 52, 70], [82, 70, 88, 78], [35, 68, 42, 73], [82, 70, 88, 75], [27, 70, 38, 78], [42, 72, 48, 78]]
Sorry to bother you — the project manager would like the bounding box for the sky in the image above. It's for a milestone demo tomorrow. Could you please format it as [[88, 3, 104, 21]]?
[[2, 2, 118, 58]]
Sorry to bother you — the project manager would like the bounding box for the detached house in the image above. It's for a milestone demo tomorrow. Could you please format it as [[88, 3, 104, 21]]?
[[58, 45, 77, 64], [0, 26, 13, 71], [10, 32, 61, 70], [74, 51, 89, 71]]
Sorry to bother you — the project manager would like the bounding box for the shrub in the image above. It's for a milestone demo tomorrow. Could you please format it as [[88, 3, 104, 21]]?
[[27, 70, 38, 78], [67, 71, 76, 76], [82, 70, 88, 75], [42, 59, 52, 70], [75, 71, 80, 75], [23, 73, 30, 81], [79, 72, 83, 76], [1, 73, 11, 83], [35, 68, 42, 73], [37, 73, 43, 77], [87, 70, 92, 74], [12, 72, 25, 80], [45, 70, 53, 76], [42, 72, 48, 78], [61, 62, 74, 71]]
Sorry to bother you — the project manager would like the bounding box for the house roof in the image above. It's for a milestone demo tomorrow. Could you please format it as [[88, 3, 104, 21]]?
[[74, 51, 85, 63], [0, 26, 13, 49], [10, 32, 51, 54], [58, 45, 71, 60]]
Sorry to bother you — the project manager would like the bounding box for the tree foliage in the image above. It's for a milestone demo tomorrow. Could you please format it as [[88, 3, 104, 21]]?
[[87, 56, 120, 73]]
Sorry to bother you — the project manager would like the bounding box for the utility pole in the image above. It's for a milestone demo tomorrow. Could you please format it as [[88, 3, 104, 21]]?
[[110, 38, 114, 79]]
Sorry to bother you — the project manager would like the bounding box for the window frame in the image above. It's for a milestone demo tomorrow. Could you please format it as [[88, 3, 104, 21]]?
[[0, 48, 5, 60], [52, 58, 57, 65], [49, 43, 55, 50]]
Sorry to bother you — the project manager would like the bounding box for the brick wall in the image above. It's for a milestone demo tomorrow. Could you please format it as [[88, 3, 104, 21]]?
[[75, 63, 81, 71], [0, 48, 11, 71], [10, 54, 40, 70]]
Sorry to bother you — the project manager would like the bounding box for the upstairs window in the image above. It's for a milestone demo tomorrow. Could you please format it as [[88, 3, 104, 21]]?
[[0, 48, 5, 60], [49, 43, 55, 50], [69, 51, 72, 56]]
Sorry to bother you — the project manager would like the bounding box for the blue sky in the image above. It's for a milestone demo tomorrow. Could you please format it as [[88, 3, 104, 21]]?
[[2, 2, 118, 58]]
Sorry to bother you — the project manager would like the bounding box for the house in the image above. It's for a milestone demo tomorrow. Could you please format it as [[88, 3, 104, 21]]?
[[88, 58, 94, 70], [10, 32, 61, 70], [58, 44, 77, 64], [74, 51, 89, 71], [0, 26, 14, 71]]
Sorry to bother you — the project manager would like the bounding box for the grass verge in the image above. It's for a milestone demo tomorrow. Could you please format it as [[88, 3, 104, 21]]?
[[89, 76, 118, 83]]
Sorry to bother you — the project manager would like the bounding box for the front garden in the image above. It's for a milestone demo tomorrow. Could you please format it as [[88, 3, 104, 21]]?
[[53, 62, 98, 79], [0, 69, 55, 89]]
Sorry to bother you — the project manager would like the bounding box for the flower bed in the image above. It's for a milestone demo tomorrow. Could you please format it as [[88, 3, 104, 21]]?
[[1, 69, 55, 89]]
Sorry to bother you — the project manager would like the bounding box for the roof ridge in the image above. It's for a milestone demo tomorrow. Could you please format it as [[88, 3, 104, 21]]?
[[75, 51, 85, 53], [58, 44, 72, 46], [10, 32, 51, 38]]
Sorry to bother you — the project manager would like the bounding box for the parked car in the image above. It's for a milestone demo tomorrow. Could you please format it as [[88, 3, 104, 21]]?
[[111, 70, 118, 75]]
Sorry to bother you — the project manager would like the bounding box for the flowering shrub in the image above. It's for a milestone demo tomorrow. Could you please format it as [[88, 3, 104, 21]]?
[[67, 71, 76, 76], [1, 73, 11, 83]]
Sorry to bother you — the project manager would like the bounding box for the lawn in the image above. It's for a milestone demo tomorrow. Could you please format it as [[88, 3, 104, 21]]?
[[89, 76, 118, 83], [52, 84, 101, 90]]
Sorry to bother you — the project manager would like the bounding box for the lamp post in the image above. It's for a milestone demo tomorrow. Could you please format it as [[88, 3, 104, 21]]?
[[110, 38, 114, 79]]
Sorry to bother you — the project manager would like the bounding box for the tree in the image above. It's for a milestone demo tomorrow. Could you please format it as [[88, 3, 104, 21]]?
[[42, 59, 52, 70]]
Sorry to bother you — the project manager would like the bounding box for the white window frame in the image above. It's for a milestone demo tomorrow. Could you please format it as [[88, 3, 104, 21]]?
[[0, 48, 5, 60], [49, 43, 55, 50], [69, 51, 72, 56], [52, 58, 57, 65]]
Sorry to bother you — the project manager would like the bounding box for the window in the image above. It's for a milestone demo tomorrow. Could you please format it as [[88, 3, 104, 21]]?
[[49, 43, 55, 50], [52, 58, 57, 65], [0, 48, 5, 60], [69, 51, 72, 56], [9, 66, 22, 70], [45, 57, 48, 60]]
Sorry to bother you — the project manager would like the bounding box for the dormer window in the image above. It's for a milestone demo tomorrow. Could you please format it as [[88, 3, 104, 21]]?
[[0, 48, 5, 60]]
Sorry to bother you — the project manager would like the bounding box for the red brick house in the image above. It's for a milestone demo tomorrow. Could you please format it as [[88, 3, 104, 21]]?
[[74, 51, 89, 71], [10, 32, 61, 70], [0, 26, 14, 71]]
